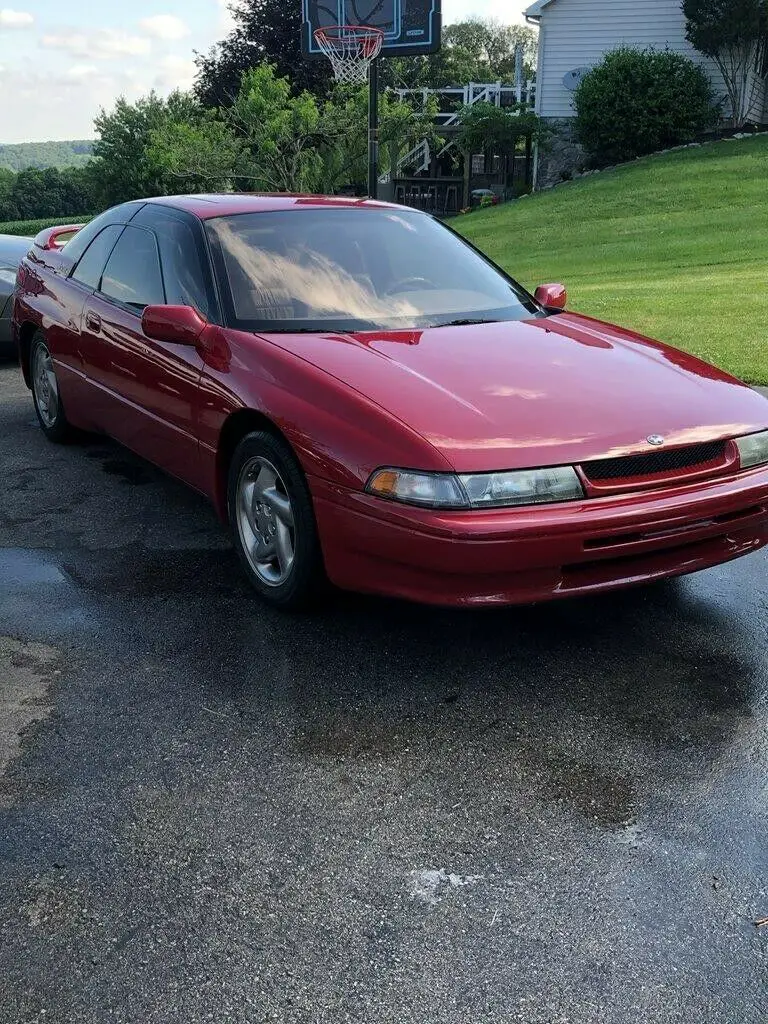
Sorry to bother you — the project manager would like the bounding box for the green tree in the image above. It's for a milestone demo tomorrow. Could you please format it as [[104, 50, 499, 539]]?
[[683, 0, 768, 126], [380, 18, 538, 90], [228, 64, 327, 192], [92, 91, 204, 206], [195, 0, 331, 106], [455, 102, 545, 154], [318, 85, 441, 192], [146, 116, 243, 192], [0, 167, 17, 220]]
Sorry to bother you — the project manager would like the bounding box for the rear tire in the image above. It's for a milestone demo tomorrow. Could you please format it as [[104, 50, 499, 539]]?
[[30, 332, 73, 443], [227, 430, 325, 610]]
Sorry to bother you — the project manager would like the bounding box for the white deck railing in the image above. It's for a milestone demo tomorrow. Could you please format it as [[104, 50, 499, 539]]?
[[382, 80, 537, 182]]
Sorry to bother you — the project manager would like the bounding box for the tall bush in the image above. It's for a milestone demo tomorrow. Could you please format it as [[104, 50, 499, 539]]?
[[574, 47, 718, 165]]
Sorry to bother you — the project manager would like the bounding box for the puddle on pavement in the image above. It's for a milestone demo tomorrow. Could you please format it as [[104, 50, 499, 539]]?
[[0, 549, 91, 634], [60, 548, 244, 597], [0, 548, 70, 587]]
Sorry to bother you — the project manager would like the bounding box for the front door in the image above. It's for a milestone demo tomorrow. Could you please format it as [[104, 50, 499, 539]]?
[[79, 224, 206, 491]]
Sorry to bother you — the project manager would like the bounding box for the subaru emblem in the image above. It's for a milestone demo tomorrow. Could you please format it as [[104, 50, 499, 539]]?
[[647, 435, 665, 446]]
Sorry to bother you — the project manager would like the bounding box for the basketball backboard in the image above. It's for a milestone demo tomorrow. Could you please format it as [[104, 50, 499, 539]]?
[[301, 1, 441, 58]]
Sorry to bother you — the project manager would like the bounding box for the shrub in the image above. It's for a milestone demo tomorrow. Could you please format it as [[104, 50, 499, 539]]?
[[574, 47, 719, 164]]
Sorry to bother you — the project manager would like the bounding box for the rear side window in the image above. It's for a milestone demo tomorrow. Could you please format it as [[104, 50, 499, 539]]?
[[62, 203, 143, 263], [71, 226, 124, 291], [100, 226, 165, 311]]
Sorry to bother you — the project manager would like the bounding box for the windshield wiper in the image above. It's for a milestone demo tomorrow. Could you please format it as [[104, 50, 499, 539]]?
[[436, 318, 502, 327]]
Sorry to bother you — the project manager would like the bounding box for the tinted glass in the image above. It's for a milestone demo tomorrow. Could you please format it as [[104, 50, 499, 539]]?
[[155, 215, 212, 319], [100, 225, 165, 311], [62, 203, 143, 263], [206, 208, 539, 332], [71, 226, 124, 291]]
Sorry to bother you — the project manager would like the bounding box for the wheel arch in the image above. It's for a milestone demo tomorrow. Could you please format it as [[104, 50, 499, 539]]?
[[17, 321, 39, 388], [214, 408, 295, 522]]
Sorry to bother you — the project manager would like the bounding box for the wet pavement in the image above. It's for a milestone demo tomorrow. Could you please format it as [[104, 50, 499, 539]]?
[[1, 361, 767, 1023]]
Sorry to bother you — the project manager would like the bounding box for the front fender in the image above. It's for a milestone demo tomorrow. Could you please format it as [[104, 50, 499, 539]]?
[[194, 326, 452, 510]]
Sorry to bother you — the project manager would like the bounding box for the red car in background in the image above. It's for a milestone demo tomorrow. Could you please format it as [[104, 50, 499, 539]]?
[[12, 194, 768, 609]]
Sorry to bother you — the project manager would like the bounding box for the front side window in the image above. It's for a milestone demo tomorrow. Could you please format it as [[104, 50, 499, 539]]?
[[155, 216, 212, 319], [71, 226, 124, 291], [206, 208, 540, 333], [99, 226, 165, 311]]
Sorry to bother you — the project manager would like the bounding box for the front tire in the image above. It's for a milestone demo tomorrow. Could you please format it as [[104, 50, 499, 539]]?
[[30, 332, 72, 443], [228, 430, 325, 610]]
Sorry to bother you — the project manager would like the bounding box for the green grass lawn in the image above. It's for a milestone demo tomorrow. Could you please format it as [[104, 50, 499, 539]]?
[[0, 215, 91, 237], [457, 136, 768, 385]]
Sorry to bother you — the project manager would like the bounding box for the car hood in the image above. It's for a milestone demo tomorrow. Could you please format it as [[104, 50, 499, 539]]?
[[261, 313, 768, 473]]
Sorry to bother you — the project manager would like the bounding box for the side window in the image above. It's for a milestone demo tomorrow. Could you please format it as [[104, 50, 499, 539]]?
[[71, 226, 124, 291], [62, 203, 144, 264], [156, 218, 212, 319], [99, 226, 165, 312]]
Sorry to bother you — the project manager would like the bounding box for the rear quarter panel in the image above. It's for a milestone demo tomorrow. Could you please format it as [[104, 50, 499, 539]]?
[[13, 254, 93, 424]]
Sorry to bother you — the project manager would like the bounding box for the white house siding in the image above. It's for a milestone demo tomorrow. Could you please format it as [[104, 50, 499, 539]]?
[[532, 0, 767, 123]]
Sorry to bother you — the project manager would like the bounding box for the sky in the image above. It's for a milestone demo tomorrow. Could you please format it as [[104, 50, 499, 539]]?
[[0, 1, 527, 144]]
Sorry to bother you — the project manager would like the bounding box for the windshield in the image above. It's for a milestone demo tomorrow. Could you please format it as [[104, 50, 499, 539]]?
[[206, 208, 541, 333]]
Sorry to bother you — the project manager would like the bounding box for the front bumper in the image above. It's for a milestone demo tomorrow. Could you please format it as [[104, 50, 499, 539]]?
[[311, 464, 768, 606]]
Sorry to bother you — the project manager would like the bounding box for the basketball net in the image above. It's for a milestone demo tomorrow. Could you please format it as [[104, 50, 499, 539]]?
[[314, 25, 384, 86]]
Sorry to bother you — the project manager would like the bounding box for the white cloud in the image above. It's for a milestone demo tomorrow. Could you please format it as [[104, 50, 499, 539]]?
[[41, 29, 151, 60], [64, 64, 99, 81], [154, 54, 197, 91], [0, 8, 33, 29], [139, 14, 190, 41], [0, 66, 147, 142]]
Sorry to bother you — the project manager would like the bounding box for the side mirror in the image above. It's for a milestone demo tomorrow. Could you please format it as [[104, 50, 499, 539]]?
[[141, 305, 207, 346], [534, 283, 567, 311]]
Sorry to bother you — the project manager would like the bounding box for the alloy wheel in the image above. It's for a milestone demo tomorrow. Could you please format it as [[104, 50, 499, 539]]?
[[235, 456, 296, 586], [32, 343, 59, 428]]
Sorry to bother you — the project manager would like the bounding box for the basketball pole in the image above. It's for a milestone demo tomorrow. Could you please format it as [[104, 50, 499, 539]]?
[[368, 57, 379, 200]]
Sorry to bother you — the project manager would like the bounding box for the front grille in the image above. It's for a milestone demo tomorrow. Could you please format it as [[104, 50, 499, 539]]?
[[582, 440, 727, 482]]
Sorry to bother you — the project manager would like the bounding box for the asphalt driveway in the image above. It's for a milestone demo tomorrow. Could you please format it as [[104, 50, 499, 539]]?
[[1, 363, 767, 1023]]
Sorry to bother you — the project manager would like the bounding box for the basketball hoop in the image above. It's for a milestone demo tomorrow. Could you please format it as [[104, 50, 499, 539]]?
[[314, 25, 384, 86]]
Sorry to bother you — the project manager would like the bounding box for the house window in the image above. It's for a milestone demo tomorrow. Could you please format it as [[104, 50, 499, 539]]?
[[471, 153, 485, 175]]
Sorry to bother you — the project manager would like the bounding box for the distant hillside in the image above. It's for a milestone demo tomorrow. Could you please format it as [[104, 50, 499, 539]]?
[[0, 140, 94, 171]]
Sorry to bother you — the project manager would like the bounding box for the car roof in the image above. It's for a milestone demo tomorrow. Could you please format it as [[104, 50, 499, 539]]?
[[0, 233, 32, 266], [144, 193, 406, 220]]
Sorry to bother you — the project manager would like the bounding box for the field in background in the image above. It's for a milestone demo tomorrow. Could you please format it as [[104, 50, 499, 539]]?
[[458, 135, 768, 384], [0, 216, 91, 238]]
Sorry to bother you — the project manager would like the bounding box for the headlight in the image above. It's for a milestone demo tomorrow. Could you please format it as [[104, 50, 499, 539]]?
[[736, 430, 768, 469], [366, 466, 584, 509], [458, 466, 584, 507]]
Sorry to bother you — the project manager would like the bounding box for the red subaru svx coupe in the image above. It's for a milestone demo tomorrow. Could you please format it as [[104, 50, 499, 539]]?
[[12, 194, 768, 608]]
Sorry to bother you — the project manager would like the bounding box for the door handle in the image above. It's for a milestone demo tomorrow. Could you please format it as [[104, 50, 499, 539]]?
[[85, 311, 102, 332]]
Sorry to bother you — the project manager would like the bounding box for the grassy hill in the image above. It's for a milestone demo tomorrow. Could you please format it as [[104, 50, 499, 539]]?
[[457, 135, 768, 385], [0, 140, 93, 171]]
